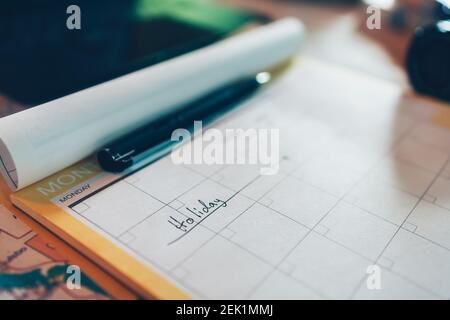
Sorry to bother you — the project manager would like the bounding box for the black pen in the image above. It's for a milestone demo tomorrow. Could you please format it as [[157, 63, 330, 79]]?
[[97, 73, 271, 172]]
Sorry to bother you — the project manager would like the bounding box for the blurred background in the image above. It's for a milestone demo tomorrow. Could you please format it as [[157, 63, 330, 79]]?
[[0, 0, 448, 117], [224, 0, 448, 88]]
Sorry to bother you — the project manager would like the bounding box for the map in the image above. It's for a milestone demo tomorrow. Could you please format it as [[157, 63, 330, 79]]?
[[0, 194, 108, 300]]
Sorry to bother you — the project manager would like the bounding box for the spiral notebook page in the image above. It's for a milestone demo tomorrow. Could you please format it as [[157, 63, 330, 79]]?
[[12, 57, 450, 299]]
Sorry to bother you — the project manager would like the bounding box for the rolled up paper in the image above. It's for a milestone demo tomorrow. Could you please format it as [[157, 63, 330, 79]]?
[[0, 17, 305, 191]]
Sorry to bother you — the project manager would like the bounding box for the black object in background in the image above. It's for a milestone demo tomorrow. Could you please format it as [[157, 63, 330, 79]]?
[[0, 0, 259, 106], [406, 1, 450, 103], [434, 0, 450, 20]]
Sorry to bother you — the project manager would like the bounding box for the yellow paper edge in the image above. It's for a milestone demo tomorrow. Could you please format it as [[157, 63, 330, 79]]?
[[0, 180, 136, 299]]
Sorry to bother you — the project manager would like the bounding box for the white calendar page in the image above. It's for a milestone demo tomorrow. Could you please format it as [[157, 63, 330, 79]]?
[[13, 57, 450, 299]]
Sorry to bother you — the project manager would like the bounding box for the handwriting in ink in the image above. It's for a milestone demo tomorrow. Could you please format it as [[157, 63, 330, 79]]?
[[167, 198, 227, 233], [168, 216, 194, 232], [186, 199, 227, 218]]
